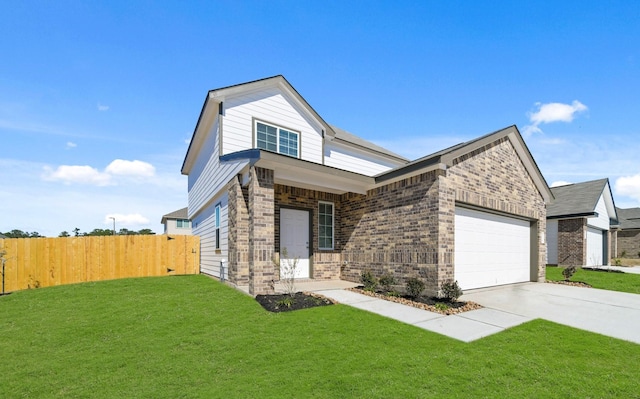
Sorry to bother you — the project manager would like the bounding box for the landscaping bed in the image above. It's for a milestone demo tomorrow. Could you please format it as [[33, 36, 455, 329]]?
[[347, 287, 482, 315], [255, 291, 336, 313], [546, 280, 592, 288]]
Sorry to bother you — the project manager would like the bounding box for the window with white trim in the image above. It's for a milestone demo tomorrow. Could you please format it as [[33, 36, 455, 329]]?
[[256, 121, 299, 158], [318, 201, 334, 250], [176, 219, 190, 229], [215, 203, 221, 249]]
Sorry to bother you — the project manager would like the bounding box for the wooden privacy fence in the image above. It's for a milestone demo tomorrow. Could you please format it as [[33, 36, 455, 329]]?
[[0, 235, 200, 293]]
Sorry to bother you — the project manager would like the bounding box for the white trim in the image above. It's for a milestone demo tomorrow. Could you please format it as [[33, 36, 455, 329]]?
[[255, 120, 300, 158]]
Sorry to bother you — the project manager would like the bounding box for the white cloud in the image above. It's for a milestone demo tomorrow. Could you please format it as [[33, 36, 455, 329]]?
[[66, 141, 77, 149], [550, 180, 572, 187], [104, 213, 150, 226], [97, 103, 110, 111], [105, 159, 156, 177], [523, 100, 588, 136], [614, 174, 640, 202], [42, 165, 113, 186]]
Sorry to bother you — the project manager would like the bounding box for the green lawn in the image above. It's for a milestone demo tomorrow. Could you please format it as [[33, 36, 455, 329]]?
[[1, 276, 638, 398], [546, 266, 640, 294]]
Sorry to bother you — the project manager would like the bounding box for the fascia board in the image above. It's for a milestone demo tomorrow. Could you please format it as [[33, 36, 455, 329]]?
[[182, 94, 219, 174]]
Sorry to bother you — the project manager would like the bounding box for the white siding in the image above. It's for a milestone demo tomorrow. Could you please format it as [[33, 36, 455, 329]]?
[[164, 219, 192, 235], [546, 219, 558, 264], [188, 117, 248, 216], [324, 142, 399, 176], [587, 194, 611, 230], [193, 193, 229, 278], [222, 87, 324, 164]]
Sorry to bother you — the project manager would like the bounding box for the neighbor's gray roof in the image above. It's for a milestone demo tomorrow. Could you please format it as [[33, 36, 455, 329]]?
[[616, 207, 640, 229], [160, 207, 189, 224], [547, 179, 608, 218], [330, 125, 409, 163]]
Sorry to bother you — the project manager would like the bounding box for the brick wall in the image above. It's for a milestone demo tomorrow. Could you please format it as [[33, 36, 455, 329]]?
[[248, 167, 276, 295], [340, 170, 443, 295], [274, 185, 342, 280], [447, 137, 547, 282], [227, 175, 250, 285], [617, 229, 640, 258], [557, 218, 586, 266]]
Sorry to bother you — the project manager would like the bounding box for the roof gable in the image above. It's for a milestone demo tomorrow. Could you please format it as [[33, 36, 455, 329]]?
[[161, 207, 189, 224], [182, 76, 333, 174], [375, 125, 553, 203], [547, 178, 617, 221]]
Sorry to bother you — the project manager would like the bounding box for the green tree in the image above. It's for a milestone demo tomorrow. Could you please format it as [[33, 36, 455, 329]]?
[[137, 228, 156, 235], [58, 231, 70, 237], [72, 228, 82, 237], [85, 228, 114, 236], [117, 228, 136, 235]]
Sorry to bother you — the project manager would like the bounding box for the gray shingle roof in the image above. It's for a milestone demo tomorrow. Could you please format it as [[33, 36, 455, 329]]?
[[547, 179, 608, 218], [616, 207, 640, 229], [161, 207, 189, 224], [330, 125, 409, 163]]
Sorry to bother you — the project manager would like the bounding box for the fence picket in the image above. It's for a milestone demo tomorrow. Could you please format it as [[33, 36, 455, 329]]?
[[0, 235, 200, 293]]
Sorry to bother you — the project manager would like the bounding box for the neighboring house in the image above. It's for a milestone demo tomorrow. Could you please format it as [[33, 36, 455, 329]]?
[[0, 233, 6, 239], [160, 207, 193, 235], [616, 207, 640, 258], [182, 75, 552, 295], [546, 179, 618, 267]]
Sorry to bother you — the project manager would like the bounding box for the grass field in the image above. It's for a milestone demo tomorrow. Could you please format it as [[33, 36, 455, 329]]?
[[1, 275, 639, 398], [546, 266, 640, 294]]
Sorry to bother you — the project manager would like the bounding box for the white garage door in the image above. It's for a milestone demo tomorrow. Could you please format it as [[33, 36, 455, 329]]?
[[586, 227, 604, 266], [455, 207, 531, 290]]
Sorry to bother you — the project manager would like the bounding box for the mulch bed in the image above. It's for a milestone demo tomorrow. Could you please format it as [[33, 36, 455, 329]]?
[[546, 280, 592, 288], [347, 287, 482, 315], [256, 291, 336, 313]]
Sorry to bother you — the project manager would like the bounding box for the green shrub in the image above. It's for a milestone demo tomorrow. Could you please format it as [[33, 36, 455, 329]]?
[[562, 265, 576, 281], [406, 277, 425, 299], [440, 280, 463, 302], [614, 258, 622, 266], [360, 269, 378, 291], [434, 302, 449, 312], [379, 273, 397, 292]]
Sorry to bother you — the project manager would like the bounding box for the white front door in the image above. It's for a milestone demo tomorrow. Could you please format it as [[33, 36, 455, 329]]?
[[280, 208, 310, 279]]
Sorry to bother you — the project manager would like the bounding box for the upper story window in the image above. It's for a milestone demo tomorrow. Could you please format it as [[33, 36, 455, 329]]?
[[256, 121, 299, 158], [176, 219, 190, 228]]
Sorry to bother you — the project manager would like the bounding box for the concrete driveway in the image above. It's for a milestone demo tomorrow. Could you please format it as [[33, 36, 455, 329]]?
[[461, 282, 640, 344]]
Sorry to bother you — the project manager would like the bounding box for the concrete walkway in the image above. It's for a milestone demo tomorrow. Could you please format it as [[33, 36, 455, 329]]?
[[308, 281, 640, 344], [587, 265, 640, 274], [313, 287, 532, 342]]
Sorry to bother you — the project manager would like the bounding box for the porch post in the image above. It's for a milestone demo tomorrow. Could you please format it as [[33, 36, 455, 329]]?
[[228, 175, 250, 286], [248, 166, 276, 295]]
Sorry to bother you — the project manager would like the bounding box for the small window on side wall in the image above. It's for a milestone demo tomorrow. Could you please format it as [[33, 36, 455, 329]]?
[[215, 204, 221, 249], [318, 201, 334, 250]]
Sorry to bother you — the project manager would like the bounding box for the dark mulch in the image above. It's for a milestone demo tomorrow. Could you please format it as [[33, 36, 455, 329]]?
[[255, 292, 335, 313]]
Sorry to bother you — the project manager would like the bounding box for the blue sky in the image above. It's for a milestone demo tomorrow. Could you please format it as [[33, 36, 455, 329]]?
[[1, 1, 639, 236]]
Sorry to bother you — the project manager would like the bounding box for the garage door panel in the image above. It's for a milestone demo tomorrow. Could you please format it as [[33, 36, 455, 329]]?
[[455, 207, 531, 290]]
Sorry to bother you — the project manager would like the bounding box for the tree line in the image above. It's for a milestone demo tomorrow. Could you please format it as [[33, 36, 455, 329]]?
[[2, 228, 156, 238]]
